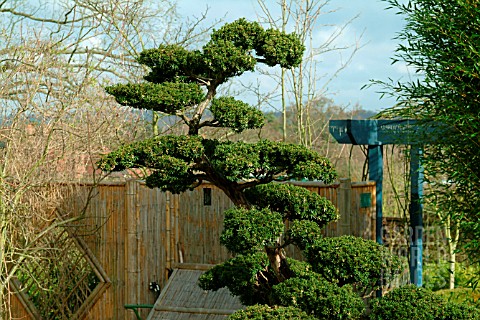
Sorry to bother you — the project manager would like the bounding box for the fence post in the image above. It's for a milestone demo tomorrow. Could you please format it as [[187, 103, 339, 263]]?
[[410, 146, 424, 287], [165, 191, 172, 279], [337, 179, 352, 236], [125, 180, 140, 306]]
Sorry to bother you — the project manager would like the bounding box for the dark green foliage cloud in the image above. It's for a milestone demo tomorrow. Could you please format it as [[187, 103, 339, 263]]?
[[256, 28, 304, 68], [285, 220, 323, 250], [205, 139, 337, 183], [220, 207, 284, 255], [369, 284, 480, 320], [210, 97, 265, 132], [105, 82, 205, 114], [245, 183, 338, 227], [198, 252, 273, 306], [271, 276, 365, 320], [229, 305, 317, 320], [137, 45, 202, 83], [304, 236, 403, 291], [97, 135, 204, 172], [97, 135, 204, 192]]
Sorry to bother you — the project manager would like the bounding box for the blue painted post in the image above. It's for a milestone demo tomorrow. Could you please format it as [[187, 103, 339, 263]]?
[[410, 146, 424, 286], [368, 145, 384, 245], [329, 120, 435, 288]]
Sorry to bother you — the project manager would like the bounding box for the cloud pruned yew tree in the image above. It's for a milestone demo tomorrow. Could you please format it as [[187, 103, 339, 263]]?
[[98, 18, 401, 319]]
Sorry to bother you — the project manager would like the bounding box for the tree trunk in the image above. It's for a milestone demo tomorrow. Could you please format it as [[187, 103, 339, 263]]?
[[445, 215, 459, 290], [219, 184, 250, 207], [152, 111, 159, 136], [205, 171, 293, 283], [265, 245, 293, 283], [449, 251, 456, 290], [448, 217, 460, 290]]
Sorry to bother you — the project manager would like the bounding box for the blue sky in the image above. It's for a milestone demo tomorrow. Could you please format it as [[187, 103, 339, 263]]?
[[178, 0, 410, 112]]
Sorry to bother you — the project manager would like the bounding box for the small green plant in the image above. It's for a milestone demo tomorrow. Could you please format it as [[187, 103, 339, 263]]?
[[439, 302, 480, 320]]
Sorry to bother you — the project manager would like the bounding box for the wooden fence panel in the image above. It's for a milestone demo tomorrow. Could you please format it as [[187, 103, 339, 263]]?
[[78, 183, 128, 320], [176, 184, 232, 265]]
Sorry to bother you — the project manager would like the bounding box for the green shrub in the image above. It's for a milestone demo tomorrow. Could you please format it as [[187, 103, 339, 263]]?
[[228, 305, 316, 320], [439, 302, 480, 320], [370, 284, 480, 320], [286, 257, 315, 279], [210, 96, 265, 132], [454, 263, 480, 288], [244, 183, 338, 228], [220, 207, 284, 254], [424, 261, 480, 292], [305, 236, 403, 292], [198, 252, 273, 305], [370, 285, 443, 320], [285, 220, 323, 250], [271, 275, 365, 319]]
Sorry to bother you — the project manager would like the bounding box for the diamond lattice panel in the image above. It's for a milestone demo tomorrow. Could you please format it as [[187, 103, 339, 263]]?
[[15, 226, 109, 319]]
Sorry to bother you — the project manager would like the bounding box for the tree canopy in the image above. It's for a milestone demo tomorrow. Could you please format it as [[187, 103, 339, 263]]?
[[97, 18, 336, 206], [378, 0, 480, 265]]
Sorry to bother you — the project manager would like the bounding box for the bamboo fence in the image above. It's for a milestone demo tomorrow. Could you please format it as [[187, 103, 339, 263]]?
[[10, 178, 376, 320]]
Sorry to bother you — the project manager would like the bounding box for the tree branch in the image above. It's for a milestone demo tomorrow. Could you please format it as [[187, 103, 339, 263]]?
[[0, 6, 90, 25], [198, 119, 221, 129], [189, 86, 217, 135]]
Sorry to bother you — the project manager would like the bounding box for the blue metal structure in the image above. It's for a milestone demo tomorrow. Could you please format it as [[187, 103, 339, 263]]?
[[329, 119, 434, 287]]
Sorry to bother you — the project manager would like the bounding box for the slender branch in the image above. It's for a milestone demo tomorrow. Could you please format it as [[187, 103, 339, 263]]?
[[0, 6, 91, 25], [189, 85, 217, 135], [198, 119, 221, 129], [176, 111, 191, 126]]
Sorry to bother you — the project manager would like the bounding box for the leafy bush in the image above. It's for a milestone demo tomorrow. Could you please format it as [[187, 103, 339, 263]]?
[[206, 139, 337, 183], [439, 302, 480, 320], [370, 285, 444, 320], [228, 305, 316, 320], [423, 261, 450, 291], [453, 262, 480, 289], [105, 82, 205, 114], [423, 261, 480, 292], [97, 134, 204, 172], [210, 96, 265, 132], [286, 258, 315, 279], [285, 220, 323, 250], [304, 236, 403, 292], [220, 207, 284, 254], [198, 252, 274, 305], [245, 183, 338, 228], [271, 275, 365, 319], [370, 284, 480, 320]]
